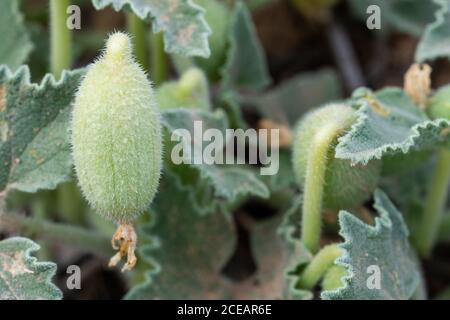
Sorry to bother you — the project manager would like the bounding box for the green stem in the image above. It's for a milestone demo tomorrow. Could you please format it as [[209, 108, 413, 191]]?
[[151, 32, 168, 85], [0, 213, 112, 257], [50, 0, 72, 77], [30, 191, 56, 260], [57, 181, 86, 225], [127, 13, 149, 71], [301, 124, 340, 253], [297, 244, 342, 289], [416, 148, 450, 256]]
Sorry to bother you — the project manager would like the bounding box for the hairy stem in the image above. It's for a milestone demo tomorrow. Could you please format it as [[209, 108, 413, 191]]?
[[416, 148, 450, 256], [151, 32, 168, 85], [50, 0, 71, 78], [297, 244, 342, 289], [301, 124, 340, 253], [0, 213, 112, 257], [127, 13, 149, 71]]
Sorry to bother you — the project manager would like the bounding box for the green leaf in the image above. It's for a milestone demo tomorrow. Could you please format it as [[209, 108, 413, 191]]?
[[161, 108, 269, 202], [336, 87, 450, 165], [241, 210, 312, 300], [0, 65, 84, 193], [0, 1, 33, 70], [276, 196, 314, 299], [254, 68, 342, 127], [125, 171, 236, 299], [220, 1, 271, 92], [416, 0, 450, 63], [381, 157, 435, 244], [322, 190, 421, 300], [263, 150, 295, 193], [348, 0, 438, 37], [0, 237, 62, 300], [91, 0, 211, 57]]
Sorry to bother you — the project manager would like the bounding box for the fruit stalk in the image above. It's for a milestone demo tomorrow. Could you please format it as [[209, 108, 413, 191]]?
[[50, 0, 71, 77], [416, 148, 450, 256], [297, 244, 343, 289], [301, 124, 340, 253]]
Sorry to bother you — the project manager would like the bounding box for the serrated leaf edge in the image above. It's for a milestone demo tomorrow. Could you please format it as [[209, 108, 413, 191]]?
[[335, 101, 450, 165], [91, 0, 211, 58], [0, 64, 85, 193], [321, 189, 419, 300], [0, 237, 62, 300]]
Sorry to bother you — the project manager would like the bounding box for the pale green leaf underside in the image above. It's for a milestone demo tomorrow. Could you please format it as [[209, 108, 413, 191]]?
[[161, 108, 269, 201], [220, 1, 270, 92], [416, 0, 450, 62], [126, 171, 236, 299], [322, 190, 420, 300], [91, 0, 211, 58], [336, 87, 450, 165], [0, 237, 62, 300], [0, 1, 33, 70], [0, 65, 84, 193]]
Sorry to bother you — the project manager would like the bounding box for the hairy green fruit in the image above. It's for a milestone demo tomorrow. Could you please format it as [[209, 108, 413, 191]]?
[[72, 32, 162, 223], [156, 67, 210, 111], [427, 84, 450, 120], [71, 32, 162, 271], [293, 104, 381, 210], [194, 0, 231, 80]]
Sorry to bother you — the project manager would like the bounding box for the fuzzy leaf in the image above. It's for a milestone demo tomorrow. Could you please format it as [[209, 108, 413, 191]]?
[[0, 66, 84, 193], [322, 190, 421, 300], [416, 0, 450, 62], [0, 237, 62, 300], [336, 87, 450, 165], [220, 1, 270, 92], [161, 108, 269, 202], [0, 1, 33, 69], [348, 0, 438, 37], [91, 0, 211, 57], [126, 171, 236, 299]]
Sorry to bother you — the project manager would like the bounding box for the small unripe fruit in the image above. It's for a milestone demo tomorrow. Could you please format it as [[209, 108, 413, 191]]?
[[194, 0, 231, 80], [71, 32, 162, 271], [427, 84, 450, 120], [292, 104, 381, 210], [156, 67, 210, 111]]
